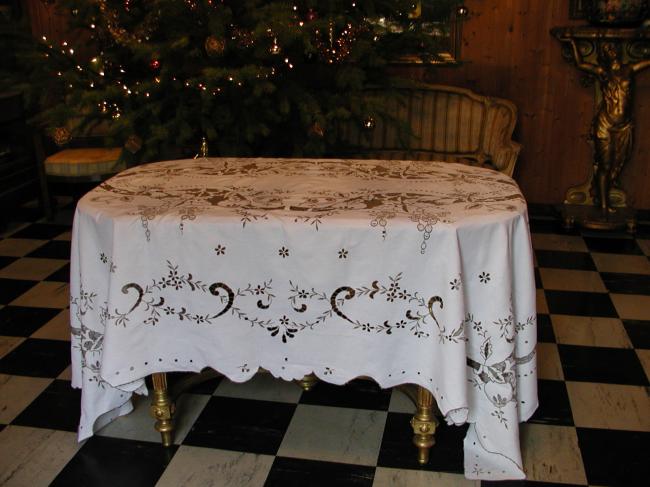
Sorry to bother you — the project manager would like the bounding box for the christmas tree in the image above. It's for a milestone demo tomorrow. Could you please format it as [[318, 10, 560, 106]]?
[[2, 0, 453, 161]]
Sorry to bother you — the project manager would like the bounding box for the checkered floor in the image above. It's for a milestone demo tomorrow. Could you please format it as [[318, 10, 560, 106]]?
[[0, 201, 648, 487]]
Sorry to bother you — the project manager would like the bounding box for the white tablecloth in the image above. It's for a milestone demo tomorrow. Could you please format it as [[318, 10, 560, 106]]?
[[70, 158, 537, 480]]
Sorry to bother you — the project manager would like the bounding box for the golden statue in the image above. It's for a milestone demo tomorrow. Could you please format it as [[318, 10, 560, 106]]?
[[568, 39, 650, 217]]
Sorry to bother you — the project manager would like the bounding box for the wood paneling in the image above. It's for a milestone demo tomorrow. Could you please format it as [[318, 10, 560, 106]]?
[[22, 0, 69, 42], [402, 0, 650, 207]]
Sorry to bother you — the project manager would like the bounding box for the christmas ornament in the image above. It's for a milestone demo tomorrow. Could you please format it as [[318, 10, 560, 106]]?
[[150, 59, 161, 70], [125, 135, 143, 154], [363, 116, 376, 130], [51, 127, 72, 146], [204, 35, 226, 56], [269, 37, 281, 55], [309, 122, 325, 137], [194, 137, 209, 158]]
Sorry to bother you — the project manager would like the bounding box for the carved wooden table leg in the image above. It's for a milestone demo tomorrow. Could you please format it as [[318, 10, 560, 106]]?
[[150, 372, 175, 446], [296, 373, 318, 391], [410, 386, 438, 464]]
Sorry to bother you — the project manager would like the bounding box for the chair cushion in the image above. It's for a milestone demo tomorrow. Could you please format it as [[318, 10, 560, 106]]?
[[44, 148, 125, 177]]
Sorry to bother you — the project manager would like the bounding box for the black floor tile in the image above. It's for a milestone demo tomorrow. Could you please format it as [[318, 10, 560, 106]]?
[[544, 290, 618, 317], [528, 379, 573, 426], [558, 344, 648, 385], [264, 457, 375, 487], [0, 278, 38, 304], [3, 206, 46, 224], [45, 262, 71, 283], [26, 240, 71, 260], [0, 255, 17, 270], [377, 412, 467, 473], [577, 427, 649, 486], [12, 379, 81, 431], [0, 305, 61, 336], [528, 219, 578, 235], [582, 236, 643, 255], [299, 379, 391, 411], [534, 250, 596, 271], [51, 435, 177, 487], [600, 272, 650, 295], [622, 319, 650, 349], [537, 314, 555, 343], [579, 228, 632, 240], [11, 223, 71, 240], [0, 338, 71, 377], [166, 371, 223, 395], [183, 396, 295, 455]]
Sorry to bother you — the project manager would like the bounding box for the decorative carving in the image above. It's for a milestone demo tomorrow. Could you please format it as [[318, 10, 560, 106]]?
[[551, 26, 650, 231]]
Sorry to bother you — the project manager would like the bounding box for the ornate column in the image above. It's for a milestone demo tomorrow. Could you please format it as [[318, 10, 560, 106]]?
[[551, 26, 650, 232]]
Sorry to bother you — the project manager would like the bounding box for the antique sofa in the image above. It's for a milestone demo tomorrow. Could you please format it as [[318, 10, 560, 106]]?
[[339, 83, 521, 177]]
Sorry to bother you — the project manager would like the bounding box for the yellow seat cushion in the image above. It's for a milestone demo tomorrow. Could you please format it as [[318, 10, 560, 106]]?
[[44, 148, 125, 177]]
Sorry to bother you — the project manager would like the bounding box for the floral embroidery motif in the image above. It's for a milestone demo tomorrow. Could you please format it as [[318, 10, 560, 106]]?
[[97, 262, 473, 344], [214, 244, 226, 255], [278, 247, 289, 258], [479, 272, 491, 284], [94, 159, 526, 254], [450, 278, 461, 290], [107, 261, 234, 327], [338, 248, 348, 259], [71, 285, 104, 385], [466, 313, 536, 428], [99, 253, 116, 273]]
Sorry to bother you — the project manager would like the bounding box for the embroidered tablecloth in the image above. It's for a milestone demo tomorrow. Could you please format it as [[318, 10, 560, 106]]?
[[70, 158, 537, 480]]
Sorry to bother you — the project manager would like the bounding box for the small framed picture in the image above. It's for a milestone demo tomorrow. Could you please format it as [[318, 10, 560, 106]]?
[[569, 0, 588, 19]]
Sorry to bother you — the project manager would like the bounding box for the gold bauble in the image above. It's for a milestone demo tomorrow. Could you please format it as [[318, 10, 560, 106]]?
[[125, 135, 143, 154], [269, 38, 281, 55], [51, 127, 72, 146], [204, 35, 226, 56]]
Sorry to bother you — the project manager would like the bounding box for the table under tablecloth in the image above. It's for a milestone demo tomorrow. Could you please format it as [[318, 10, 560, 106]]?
[[70, 158, 537, 480]]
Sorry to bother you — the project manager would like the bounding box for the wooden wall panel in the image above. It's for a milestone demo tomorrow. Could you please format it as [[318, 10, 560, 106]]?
[[22, 0, 69, 43], [402, 0, 650, 207]]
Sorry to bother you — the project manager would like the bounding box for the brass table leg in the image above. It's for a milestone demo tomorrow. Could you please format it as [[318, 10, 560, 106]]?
[[410, 386, 438, 464], [296, 373, 318, 392], [150, 372, 175, 446]]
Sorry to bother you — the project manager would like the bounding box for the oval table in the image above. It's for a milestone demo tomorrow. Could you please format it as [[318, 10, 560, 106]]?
[[70, 157, 537, 481]]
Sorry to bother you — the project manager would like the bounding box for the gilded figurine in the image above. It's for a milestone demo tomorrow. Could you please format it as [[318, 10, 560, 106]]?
[[568, 39, 650, 216]]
